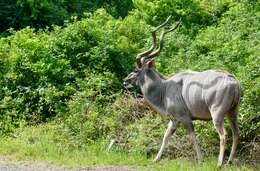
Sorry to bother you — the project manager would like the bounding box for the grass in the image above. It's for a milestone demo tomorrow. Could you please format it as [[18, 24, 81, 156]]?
[[0, 123, 148, 167], [0, 123, 258, 171]]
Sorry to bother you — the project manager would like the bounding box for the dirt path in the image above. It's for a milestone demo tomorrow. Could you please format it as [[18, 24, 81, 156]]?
[[0, 156, 135, 171]]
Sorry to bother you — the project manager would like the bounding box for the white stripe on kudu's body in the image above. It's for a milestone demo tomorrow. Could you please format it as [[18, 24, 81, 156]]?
[[123, 16, 241, 167]]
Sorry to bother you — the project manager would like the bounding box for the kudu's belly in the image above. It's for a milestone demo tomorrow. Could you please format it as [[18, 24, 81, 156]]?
[[184, 91, 212, 120], [182, 80, 214, 120]]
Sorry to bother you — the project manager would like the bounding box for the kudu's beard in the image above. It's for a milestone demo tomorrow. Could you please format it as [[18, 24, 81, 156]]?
[[123, 82, 134, 89], [123, 81, 142, 95]]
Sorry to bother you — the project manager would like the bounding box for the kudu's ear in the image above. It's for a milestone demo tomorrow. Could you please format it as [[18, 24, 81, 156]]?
[[145, 59, 155, 68]]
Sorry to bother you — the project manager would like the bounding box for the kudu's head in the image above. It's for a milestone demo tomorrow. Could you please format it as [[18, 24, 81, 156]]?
[[123, 16, 181, 89]]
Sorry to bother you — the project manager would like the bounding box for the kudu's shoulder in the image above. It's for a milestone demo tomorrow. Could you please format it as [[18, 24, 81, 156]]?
[[164, 70, 197, 86], [167, 70, 199, 82]]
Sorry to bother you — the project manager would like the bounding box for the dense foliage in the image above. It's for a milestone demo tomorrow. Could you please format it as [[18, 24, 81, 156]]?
[[0, 0, 259, 160], [0, 0, 133, 34]]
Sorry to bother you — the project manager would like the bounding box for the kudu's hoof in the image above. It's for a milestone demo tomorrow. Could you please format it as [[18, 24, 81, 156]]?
[[217, 163, 223, 168], [153, 158, 160, 162], [227, 159, 238, 165], [226, 160, 233, 165]]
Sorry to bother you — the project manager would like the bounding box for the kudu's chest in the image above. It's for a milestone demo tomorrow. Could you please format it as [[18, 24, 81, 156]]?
[[141, 81, 190, 118]]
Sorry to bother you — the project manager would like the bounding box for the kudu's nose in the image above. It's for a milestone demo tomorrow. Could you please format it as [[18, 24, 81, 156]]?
[[123, 81, 128, 87]]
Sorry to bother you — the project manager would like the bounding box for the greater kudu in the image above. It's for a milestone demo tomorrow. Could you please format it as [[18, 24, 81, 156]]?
[[123, 16, 241, 167]]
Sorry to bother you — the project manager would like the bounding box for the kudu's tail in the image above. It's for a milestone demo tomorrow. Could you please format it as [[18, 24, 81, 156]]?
[[231, 80, 242, 112]]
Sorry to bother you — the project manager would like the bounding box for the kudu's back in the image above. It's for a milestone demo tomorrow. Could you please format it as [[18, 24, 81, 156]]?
[[167, 70, 241, 120]]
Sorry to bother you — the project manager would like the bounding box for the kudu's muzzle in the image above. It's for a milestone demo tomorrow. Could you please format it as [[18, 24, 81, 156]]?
[[123, 80, 134, 89], [123, 81, 128, 87]]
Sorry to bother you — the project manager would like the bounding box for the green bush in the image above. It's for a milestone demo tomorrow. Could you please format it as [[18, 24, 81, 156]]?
[[0, 0, 133, 34], [0, 9, 150, 134]]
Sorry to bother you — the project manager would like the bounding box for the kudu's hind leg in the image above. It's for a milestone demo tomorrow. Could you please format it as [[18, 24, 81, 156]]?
[[212, 114, 227, 167], [227, 109, 239, 164], [154, 120, 178, 162]]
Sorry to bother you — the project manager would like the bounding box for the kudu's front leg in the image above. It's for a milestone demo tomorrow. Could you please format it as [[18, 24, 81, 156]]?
[[154, 120, 178, 162]]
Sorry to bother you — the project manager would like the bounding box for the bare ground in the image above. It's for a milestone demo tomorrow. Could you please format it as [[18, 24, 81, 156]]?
[[0, 156, 135, 171]]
